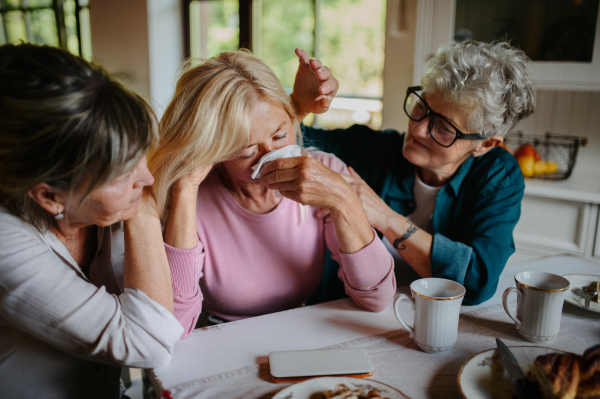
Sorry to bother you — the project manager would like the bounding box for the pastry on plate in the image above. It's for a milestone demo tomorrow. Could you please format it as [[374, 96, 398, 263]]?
[[527, 344, 600, 399]]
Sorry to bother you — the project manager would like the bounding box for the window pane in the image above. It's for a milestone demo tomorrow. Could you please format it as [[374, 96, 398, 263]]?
[[30, 8, 59, 47], [318, 0, 386, 98], [251, 0, 385, 130], [79, 6, 91, 60], [455, 0, 599, 62], [1, 0, 21, 9], [0, 17, 6, 44], [253, 0, 314, 89], [64, 0, 79, 55], [317, 97, 383, 129], [4, 10, 27, 43], [190, 0, 239, 60], [27, 0, 53, 7], [316, 0, 386, 129]]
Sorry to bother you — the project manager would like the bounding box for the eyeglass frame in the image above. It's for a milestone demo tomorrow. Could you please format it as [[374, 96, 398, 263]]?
[[404, 86, 487, 148]]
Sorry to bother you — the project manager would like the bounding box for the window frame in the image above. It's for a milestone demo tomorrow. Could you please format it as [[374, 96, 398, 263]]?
[[0, 0, 90, 57], [184, 0, 386, 129]]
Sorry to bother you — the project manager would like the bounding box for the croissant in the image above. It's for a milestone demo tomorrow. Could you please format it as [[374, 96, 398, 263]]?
[[578, 345, 600, 399], [526, 344, 600, 399], [528, 352, 580, 399]]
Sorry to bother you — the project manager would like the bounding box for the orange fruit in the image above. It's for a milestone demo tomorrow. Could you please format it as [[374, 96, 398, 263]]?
[[514, 144, 540, 162]]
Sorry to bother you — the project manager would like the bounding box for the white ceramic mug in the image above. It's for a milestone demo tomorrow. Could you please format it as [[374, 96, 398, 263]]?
[[393, 278, 466, 353], [502, 271, 570, 343]]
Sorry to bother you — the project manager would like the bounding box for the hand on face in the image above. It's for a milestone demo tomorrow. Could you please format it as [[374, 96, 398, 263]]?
[[258, 155, 351, 210], [64, 155, 155, 227], [174, 163, 215, 191], [291, 48, 339, 121], [340, 167, 395, 231]]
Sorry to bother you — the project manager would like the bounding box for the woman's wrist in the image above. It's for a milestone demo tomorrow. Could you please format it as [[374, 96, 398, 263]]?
[[172, 179, 200, 199], [329, 189, 375, 253], [163, 182, 199, 250], [376, 208, 400, 236], [290, 93, 308, 121]]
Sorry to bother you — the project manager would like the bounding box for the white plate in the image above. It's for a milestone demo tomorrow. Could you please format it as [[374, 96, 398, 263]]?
[[273, 376, 409, 399], [458, 346, 563, 399], [563, 274, 600, 313]]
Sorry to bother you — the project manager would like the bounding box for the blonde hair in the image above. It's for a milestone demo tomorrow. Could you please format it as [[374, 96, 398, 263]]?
[[150, 50, 302, 219]]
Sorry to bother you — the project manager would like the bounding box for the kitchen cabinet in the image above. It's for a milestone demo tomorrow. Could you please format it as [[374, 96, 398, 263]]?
[[513, 169, 600, 262], [413, 0, 600, 91]]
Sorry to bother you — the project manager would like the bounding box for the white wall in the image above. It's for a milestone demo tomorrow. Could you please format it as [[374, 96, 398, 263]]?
[[89, 0, 151, 98], [514, 90, 600, 169], [147, 0, 184, 118], [89, 0, 184, 118], [381, 0, 417, 132]]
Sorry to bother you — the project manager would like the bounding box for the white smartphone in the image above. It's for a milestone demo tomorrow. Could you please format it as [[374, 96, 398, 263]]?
[[268, 347, 375, 383]]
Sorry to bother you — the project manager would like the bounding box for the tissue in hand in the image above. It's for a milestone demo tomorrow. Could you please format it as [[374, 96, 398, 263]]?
[[251, 145, 302, 179]]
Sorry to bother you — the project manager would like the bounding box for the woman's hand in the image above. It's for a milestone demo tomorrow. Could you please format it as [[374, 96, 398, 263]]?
[[290, 49, 339, 121], [164, 163, 214, 250], [258, 156, 352, 210], [124, 186, 174, 313], [173, 163, 215, 194], [341, 167, 396, 232], [259, 157, 373, 254], [134, 186, 161, 220]]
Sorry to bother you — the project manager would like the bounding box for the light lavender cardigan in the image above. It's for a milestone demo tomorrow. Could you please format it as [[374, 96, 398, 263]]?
[[0, 207, 183, 399]]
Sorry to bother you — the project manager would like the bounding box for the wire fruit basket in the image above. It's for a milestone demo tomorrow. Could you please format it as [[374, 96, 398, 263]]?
[[503, 132, 587, 180]]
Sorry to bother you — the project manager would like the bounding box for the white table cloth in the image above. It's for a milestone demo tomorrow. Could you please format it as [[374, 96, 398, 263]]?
[[149, 255, 600, 398]]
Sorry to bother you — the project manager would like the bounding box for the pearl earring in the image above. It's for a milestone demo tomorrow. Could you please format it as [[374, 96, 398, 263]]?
[[55, 211, 64, 220], [470, 152, 476, 158]]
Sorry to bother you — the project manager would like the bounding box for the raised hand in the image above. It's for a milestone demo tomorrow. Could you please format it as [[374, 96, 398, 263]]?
[[290, 48, 339, 121]]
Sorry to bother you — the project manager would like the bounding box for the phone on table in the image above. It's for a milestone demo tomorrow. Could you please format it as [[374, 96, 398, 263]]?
[[268, 347, 374, 383]]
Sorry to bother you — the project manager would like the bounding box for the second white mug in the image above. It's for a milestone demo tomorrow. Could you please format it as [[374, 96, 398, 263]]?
[[393, 278, 466, 353], [502, 271, 570, 343]]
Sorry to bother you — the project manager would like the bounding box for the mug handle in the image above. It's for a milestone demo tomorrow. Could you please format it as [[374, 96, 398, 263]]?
[[393, 294, 415, 338], [502, 287, 523, 329]]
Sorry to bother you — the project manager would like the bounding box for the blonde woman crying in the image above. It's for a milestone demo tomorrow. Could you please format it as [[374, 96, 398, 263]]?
[[149, 49, 396, 336]]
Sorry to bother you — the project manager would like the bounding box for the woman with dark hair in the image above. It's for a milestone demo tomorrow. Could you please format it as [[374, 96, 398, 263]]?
[[0, 44, 183, 398]]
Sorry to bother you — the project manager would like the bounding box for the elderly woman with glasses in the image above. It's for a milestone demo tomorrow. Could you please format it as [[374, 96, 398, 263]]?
[[302, 40, 536, 305]]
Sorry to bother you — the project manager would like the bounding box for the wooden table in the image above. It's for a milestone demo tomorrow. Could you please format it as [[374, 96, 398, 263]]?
[[149, 255, 600, 398]]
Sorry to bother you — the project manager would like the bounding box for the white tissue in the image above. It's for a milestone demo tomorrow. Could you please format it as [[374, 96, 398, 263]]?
[[250, 144, 307, 221], [251, 145, 302, 179]]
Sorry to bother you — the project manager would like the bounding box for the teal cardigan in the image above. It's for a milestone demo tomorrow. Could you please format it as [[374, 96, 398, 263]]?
[[304, 124, 525, 305]]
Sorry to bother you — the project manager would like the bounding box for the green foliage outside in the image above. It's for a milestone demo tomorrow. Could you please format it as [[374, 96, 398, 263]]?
[[254, 0, 315, 89], [319, 0, 386, 98], [0, 0, 89, 59], [193, 0, 386, 99], [256, 0, 385, 98]]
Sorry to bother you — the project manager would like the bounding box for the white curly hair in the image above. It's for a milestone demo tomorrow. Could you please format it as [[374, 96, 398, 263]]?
[[421, 40, 536, 137]]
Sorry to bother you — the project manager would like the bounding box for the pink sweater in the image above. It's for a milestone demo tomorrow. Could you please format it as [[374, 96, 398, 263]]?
[[167, 151, 396, 337]]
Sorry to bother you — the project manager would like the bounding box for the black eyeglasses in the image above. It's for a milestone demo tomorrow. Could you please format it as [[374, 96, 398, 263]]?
[[404, 86, 486, 148]]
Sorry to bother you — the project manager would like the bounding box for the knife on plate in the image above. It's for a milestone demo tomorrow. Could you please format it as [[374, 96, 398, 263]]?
[[495, 338, 531, 399]]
